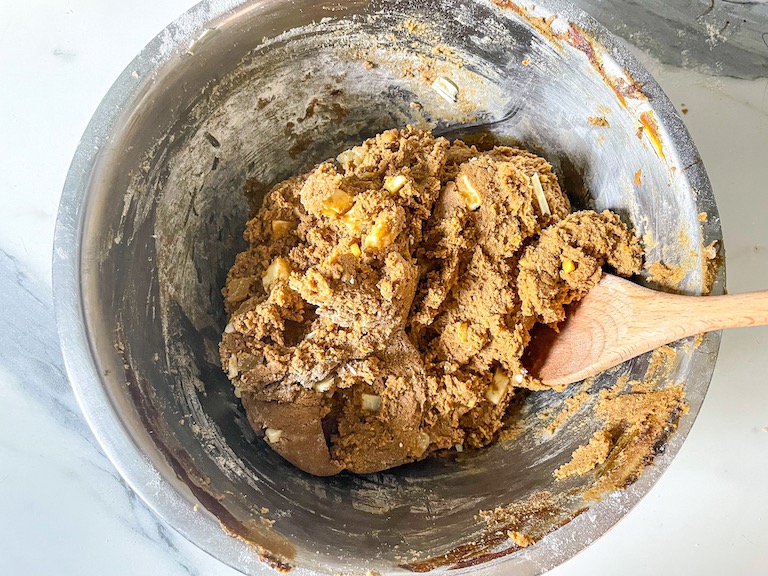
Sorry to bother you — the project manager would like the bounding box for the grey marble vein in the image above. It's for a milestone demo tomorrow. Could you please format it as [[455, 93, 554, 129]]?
[[572, 0, 768, 79], [0, 249, 232, 576], [0, 250, 95, 445]]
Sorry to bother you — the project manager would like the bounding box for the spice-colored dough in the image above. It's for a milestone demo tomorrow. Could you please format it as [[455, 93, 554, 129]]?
[[219, 127, 642, 475]]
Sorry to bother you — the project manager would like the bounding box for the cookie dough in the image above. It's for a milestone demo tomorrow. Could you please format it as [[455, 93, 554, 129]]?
[[219, 127, 642, 475]]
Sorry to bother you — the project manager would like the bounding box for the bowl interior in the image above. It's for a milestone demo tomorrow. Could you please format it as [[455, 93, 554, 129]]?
[[68, 0, 723, 574]]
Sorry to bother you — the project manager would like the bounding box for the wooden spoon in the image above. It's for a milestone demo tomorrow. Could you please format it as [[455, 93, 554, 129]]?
[[527, 274, 768, 388]]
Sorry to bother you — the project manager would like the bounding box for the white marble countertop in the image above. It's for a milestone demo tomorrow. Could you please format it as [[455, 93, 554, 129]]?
[[1, 1, 766, 574]]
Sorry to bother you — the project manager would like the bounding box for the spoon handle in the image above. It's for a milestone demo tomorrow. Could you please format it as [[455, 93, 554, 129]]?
[[662, 289, 768, 339], [593, 276, 768, 345]]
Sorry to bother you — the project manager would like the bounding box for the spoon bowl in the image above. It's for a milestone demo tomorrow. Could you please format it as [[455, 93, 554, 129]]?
[[529, 274, 768, 388]]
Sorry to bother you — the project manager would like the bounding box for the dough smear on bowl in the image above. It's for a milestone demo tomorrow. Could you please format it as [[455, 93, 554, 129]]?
[[219, 127, 642, 475]]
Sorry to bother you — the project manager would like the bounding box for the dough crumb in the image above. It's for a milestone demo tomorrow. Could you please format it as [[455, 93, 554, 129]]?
[[587, 116, 610, 127], [507, 530, 534, 547]]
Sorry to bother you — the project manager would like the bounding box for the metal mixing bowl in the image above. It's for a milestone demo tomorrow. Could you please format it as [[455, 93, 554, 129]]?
[[53, 0, 724, 574]]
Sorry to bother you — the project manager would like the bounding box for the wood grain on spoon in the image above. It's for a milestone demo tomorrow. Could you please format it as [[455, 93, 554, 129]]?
[[528, 274, 768, 388]]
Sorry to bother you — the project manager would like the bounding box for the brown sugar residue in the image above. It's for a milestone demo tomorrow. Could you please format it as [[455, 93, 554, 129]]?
[[703, 240, 718, 261], [497, 394, 532, 443], [698, 211, 708, 223], [220, 518, 295, 573], [641, 346, 679, 389], [402, 491, 586, 571], [564, 23, 645, 104], [587, 116, 610, 127], [478, 491, 573, 546], [507, 530, 534, 547], [553, 353, 688, 490], [392, 19, 465, 69], [651, 226, 717, 295], [491, 1, 564, 51], [554, 429, 612, 479], [641, 226, 658, 252], [701, 240, 721, 295], [582, 384, 688, 500], [546, 391, 592, 434], [432, 44, 454, 57], [409, 364, 687, 568], [403, 19, 428, 35], [634, 169, 642, 186], [597, 372, 631, 401], [683, 333, 707, 353], [647, 260, 686, 289]]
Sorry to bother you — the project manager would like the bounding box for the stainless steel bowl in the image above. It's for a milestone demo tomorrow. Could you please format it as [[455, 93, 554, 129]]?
[[53, 0, 724, 574]]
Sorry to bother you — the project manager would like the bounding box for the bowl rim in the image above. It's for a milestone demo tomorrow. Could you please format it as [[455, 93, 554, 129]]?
[[52, 0, 724, 574]]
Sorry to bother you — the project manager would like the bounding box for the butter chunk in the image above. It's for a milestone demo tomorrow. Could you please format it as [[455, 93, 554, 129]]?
[[384, 174, 408, 193], [320, 189, 354, 217], [271, 220, 295, 238], [262, 257, 291, 291], [458, 174, 482, 210], [486, 369, 510, 405], [363, 211, 402, 250]]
